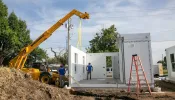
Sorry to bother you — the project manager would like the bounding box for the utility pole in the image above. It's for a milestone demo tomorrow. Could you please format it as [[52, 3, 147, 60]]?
[[66, 18, 72, 74], [67, 18, 70, 59], [65, 18, 73, 74]]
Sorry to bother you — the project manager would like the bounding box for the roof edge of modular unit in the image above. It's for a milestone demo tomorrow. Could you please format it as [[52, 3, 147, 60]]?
[[124, 40, 151, 43], [165, 45, 175, 51], [120, 33, 151, 41]]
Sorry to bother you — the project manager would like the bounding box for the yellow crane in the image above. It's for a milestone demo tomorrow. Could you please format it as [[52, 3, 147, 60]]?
[[8, 9, 89, 86]]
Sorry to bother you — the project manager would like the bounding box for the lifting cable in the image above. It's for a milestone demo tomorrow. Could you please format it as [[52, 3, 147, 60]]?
[[77, 18, 82, 50]]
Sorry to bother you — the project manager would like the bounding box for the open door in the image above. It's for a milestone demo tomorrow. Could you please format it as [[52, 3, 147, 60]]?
[[106, 56, 113, 78]]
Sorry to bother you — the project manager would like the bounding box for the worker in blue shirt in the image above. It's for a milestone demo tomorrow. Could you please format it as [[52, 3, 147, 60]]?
[[58, 64, 66, 87], [87, 63, 93, 80]]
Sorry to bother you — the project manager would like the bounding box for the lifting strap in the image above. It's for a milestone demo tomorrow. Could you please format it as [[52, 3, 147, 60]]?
[[76, 18, 82, 50]]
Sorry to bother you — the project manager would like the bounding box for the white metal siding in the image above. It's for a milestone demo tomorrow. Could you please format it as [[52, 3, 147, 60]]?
[[69, 46, 87, 84], [124, 42, 152, 84], [87, 53, 119, 79], [118, 37, 125, 83], [121, 33, 154, 86], [113, 56, 120, 79]]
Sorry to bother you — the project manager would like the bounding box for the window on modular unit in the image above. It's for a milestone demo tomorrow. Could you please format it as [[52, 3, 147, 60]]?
[[106, 56, 112, 68], [75, 53, 78, 63], [170, 53, 175, 72], [75, 53, 78, 73], [83, 56, 85, 73]]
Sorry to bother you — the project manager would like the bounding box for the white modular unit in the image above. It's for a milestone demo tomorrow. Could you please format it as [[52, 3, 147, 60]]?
[[69, 33, 154, 88], [69, 46, 87, 84], [120, 33, 154, 86], [165, 45, 175, 81]]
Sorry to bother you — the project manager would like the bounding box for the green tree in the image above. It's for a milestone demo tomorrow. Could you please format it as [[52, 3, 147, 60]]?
[[0, 0, 47, 66], [157, 56, 167, 70], [51, 48, 67, 65], [8, 12, 32, 51], [47, 57, 58, 64], [0, 0, 7, 17], [86, 25, 119, 53], [0, 0, 15, 65], [106, 56, 112, 67], [30, 48, 47, 62]]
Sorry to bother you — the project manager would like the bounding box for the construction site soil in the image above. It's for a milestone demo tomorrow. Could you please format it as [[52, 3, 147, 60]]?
[[0, 67, 175, 100]]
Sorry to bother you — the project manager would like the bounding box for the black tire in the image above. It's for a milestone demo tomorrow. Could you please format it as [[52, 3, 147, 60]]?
[[154, 74, 159, 78], [39, 72, 51, 84], [55, 78, 60, 87], [55, 78, 69, 88]]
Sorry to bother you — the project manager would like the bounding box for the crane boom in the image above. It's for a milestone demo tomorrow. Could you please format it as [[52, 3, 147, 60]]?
[[9, 9, 89, 69]]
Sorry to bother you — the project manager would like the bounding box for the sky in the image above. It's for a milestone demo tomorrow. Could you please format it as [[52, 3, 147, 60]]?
[[3, 0, 175, 65]]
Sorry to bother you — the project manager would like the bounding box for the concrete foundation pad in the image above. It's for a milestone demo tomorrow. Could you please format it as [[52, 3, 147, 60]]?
[[70, 78, 128, 88]]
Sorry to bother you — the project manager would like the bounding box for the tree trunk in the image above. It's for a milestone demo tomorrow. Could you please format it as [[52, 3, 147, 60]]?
[[0, 56, 4, 66]]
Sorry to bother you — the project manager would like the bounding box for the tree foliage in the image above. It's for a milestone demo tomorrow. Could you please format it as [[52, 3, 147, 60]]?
[[106, 56, 112, 67], [157, 56, 167, 70], [86, 25, 119, 53], [0, 0, 47, 66], [50, 48, 67, 65]]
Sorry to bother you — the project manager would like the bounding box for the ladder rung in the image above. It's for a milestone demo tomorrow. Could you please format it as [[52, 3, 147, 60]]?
[[132, 64, 141, 66], [132, 74, 144, 76], [132, 69, 142, 71], [139, 79, 146, 81], [130, 80, 138, 82], [131, 79, 146, 81]]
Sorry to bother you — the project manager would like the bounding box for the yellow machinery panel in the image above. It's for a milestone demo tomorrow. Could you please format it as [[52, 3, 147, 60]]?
[[21, 68, 40, 80]]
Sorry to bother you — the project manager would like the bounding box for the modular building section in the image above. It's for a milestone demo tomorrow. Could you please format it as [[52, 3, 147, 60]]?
[[119, 33, 154, 87], [68, 46, 87, 84], [69, 46, 120, 87], [165, 45, 175, 82], [69, 33, 154, 88]]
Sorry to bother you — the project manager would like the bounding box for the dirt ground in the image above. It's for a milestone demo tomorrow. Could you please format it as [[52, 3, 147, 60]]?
[[0, 67, 94, 100], [155, 80, 175, 92], [71, 88, 175, 100], [0, 67, 175, 100], [71, 80, 175, 100]]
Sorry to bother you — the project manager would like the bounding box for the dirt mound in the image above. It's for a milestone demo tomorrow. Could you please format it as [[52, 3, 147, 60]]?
[[0, 67, 93, 100], [1, 67, 175, 100]]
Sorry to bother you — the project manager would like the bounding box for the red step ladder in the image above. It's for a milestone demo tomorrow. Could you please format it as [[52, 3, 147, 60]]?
[[127, 54, 152, 95]]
